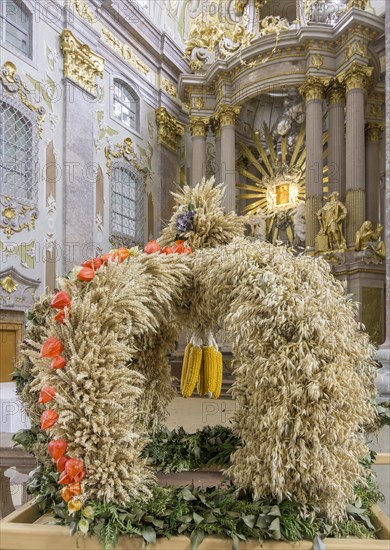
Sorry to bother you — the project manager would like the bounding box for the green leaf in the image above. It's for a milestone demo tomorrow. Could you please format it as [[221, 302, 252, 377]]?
[[256, 516, 268, 529], [190, 528, 205, 550], [181, 488, 197, 501], [142, 526, 156, 544], [242, 515, 256, 529], [269, 517, 280, 531], [231, 533, 239, 550], [269, 505, 281, 517], [313, 534, 327, 550], [193, 512, 204, 525]]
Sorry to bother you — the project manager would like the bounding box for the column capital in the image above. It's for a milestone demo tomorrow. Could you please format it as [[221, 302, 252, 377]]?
[[365, 122, 385, 143], [327, 82, 345, 105], [214, 104, 241, 127], [155, 107, 184, 152], [299, 76, 330, 102], [189, 116, 210, 137], [337, 62, 373, 93]]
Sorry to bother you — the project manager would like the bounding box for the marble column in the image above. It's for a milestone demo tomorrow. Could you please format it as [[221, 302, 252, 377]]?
[[338, 62, 373, 246], [365, 123, 384, 224], [327, 84, 346, 198], [190, 117, 209, 187], [376, 0, 390, 397], [215, 105, 241, 212], [214, 119, 221, 184], [299, 77, 326, 249]]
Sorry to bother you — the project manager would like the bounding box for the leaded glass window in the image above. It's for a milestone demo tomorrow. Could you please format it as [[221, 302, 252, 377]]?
[[113, 80, 138, 131], [0, 99, 35, 203], [110, 162, 145, 246]]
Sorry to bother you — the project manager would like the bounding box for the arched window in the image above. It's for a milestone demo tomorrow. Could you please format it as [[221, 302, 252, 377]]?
[[110, 162, 145, 246], [113, 80, 139, 131], [2, 0, 32, 58], [0, 99, 35, 203]]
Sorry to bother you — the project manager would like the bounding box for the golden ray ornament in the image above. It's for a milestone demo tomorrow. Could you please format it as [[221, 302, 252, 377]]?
[[238, 123, 329, 218]]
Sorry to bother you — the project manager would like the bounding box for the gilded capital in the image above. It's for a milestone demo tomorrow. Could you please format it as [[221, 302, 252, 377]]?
[[337, 62, 373, 93], [155, 107, 184, 152], [366, 122, 385, 143], [189, 116, 210, 137], [328, 83, 345, 105], [60, 29, 104, 96], [214, 104, 241, 127], [299, 76, 329, 102]]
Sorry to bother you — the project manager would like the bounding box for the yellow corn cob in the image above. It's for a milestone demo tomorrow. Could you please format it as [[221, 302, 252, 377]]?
[[182, 346, 202, 398], [197, 359, 205, 397], [203, 346, 216, 394], [213, 350, 223, 399], [180, 343, 193, 395]]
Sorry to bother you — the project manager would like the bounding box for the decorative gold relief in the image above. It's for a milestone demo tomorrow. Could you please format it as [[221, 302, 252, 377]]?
[[328, 82, 345, 104], [345, 40, 368, 61], [214, 105, 241, 127], [235, 0, 267, 14], [161, 78, 177, 98], [193, 97, 205, 111], [71, 0, 95, 23], [189, 117, 210, 137], [365, 122, 385, 143], [299, 76, 330, 102], [1, 196, 38, 239], [346, 0, 369, 9], [311, 54, 324, 70], [101, 28, 149, 76], [60, 29, 104, 96], [1, 61, 46, 138], [0, 276, 18, 294], [155, 107, 184, 153], [337, 62, 373, 92], [105, 138, 147, 177]]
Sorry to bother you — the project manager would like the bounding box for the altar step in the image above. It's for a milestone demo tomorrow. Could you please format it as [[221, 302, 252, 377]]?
[[169, 351, 234, 399]]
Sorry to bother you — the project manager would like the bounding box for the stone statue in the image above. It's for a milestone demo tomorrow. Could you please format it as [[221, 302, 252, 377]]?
[[355, 221, 386, 259], [310, 0, 348, 24], [244, 211, 266, 241], [316, 192, 347, 251], [271, 89, 305, 152]]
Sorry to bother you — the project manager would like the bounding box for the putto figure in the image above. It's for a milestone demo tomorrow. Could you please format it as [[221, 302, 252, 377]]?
[[316, 192, 348, 251]]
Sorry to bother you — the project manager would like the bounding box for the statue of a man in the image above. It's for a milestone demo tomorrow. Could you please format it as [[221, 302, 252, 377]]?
[[316, 192, 347, 251], [355, 220, 386, 259]]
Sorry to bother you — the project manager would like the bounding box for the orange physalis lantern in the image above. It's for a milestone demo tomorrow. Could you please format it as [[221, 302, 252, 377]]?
[[59, 470, 72, 485], [82, 258, 103, 270], [51, 356, 66, 370], [50, 291, 71, 310], [65, 458, 84, 479], [161, 246, 173, 254], [77, 267, 95, 282], [73, 469, 85, 482], [144, 240, 161, 254], [40, 410, 59, 430], [48, 440, 68, 461], [56, 455, 69, 472], [40, 337, 64, 358], [38, 386, 56, 404]]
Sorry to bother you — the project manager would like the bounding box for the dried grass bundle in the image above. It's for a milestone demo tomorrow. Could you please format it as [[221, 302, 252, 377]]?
[[158, 177, 244, 250], [190, 239, 377, 518]]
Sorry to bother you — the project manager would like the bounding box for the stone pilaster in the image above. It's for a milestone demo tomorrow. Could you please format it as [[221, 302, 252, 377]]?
[[62, 80, 96, 272], [376, 0, 390, 396], [190, 116, 209, 187], [214, 105, 241, 212], [299, 76, 327, 249], [365, 122, 384, 223], [327, 84, 346, 198], [338, 62, 373, 246], [213, 118, 221, 184]]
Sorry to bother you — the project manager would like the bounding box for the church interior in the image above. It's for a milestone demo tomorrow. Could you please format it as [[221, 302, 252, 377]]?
[[0, 0, 389, 548]]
